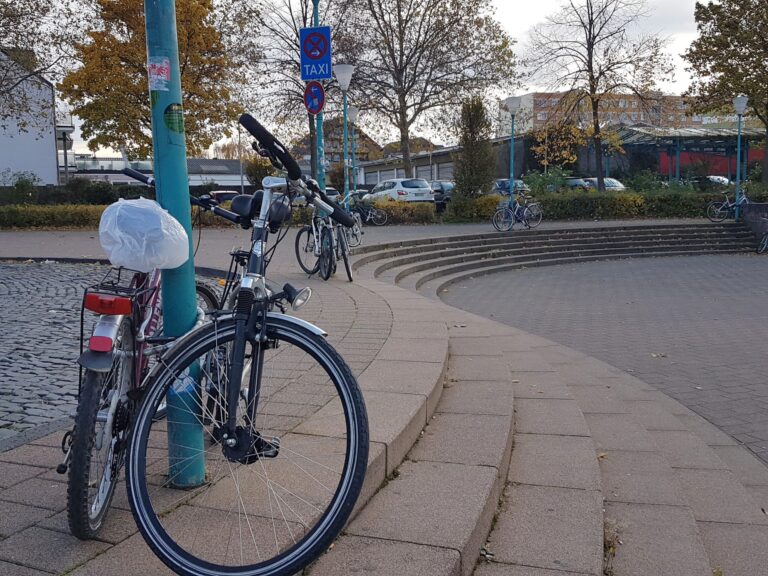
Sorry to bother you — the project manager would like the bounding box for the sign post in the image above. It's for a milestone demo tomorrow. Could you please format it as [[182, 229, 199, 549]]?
[[144, 0, 204, 487], [304, 9, 332, 189]]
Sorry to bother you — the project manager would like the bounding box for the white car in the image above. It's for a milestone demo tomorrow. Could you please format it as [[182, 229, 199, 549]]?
[[368, 178, 435, 203]]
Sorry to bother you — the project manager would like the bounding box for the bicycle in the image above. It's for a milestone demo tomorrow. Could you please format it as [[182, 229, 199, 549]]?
[[296, 206, 354, 282], [706, 189, 751, 222], [353, 200, 388, 226], [125, 114, 368, 576], [756, 218, 768, 254], [492, 193, 543, 232], [59, 169, 225, 540]]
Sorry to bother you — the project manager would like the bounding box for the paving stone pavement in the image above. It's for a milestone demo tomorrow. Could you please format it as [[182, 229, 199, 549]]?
[[442, 253, 768, 466], [0, 262, 108, 443]]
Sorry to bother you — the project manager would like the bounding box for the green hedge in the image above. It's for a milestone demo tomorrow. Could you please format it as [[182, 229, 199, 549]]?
[[4, 190, 768, 229]]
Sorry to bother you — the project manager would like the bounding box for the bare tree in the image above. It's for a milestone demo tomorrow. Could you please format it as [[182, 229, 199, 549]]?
[[348, 0, 515, 176], [526, 0, 671, 190], [0, 0, 83, 131], [255, 0, 357, 178]]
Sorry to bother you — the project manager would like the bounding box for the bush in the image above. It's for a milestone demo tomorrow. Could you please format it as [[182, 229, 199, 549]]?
[[0, 204, 106, 228], [444, 193, 502, 222], [523, 167, 570, 194], [374, 199, 436, 224]]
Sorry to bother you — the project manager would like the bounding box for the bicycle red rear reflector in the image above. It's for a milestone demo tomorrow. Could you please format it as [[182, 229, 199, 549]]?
[[84, 294, 133, 315], [89, 336, 114, 352]]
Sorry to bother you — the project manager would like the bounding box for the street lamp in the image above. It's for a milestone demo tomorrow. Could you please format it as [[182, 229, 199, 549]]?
[[733, 94, 748, 219], [505, 96, 521, 194], [335, 64, 355, 209], [348, 105, 359, 199]]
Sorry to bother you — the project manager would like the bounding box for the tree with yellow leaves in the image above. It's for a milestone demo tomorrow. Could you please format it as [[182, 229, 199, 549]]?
[[60, 0, 258, 157]]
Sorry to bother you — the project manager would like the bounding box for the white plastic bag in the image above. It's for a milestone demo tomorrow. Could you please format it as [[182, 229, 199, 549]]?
[[99, 198, 189, 272]]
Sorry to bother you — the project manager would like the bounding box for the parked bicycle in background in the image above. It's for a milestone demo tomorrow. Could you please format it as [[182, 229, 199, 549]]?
[[492, 190, 543, 232], [706, 188, 751, 222]]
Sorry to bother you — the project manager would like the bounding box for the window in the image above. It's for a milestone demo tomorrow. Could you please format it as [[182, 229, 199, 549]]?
[[619, 99, 626, 108], [631, 112, 638, 121], [537, 112, 548, 121], [632, 100, 639, 108], [402, 179, 430, 189]]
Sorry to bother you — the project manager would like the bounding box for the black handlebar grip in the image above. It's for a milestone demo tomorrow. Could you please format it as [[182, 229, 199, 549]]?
[[323, 198, 356, 228], [239, 113, 302, 181], [122, 167, 154, 186]]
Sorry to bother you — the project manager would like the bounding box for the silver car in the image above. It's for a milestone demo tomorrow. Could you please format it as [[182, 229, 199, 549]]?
[[368, 178, 435, 202]]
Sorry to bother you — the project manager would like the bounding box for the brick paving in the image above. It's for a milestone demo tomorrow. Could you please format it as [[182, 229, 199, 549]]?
[[442, 253, 768, 466]]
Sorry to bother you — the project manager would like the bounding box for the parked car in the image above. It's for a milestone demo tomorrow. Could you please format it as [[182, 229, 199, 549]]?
[[565, 178, 589, 191], [490, 179, 531, 196], [209, 190, 241, 203], [430, 180, 455, 211], [583, 177, 626, 191], [368, 178, 435, 202]]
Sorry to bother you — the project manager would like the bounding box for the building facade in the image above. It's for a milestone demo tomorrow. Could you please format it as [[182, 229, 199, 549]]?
[[0, 51, 59, 185]]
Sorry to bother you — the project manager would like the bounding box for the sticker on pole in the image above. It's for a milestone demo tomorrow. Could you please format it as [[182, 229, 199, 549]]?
[[304, 81, 325, 115], [300, 26, 332, 81], [147, 57, 171, 91]]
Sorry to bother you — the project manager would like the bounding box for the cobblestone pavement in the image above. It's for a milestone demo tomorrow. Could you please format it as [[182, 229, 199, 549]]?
[[0, 262, 109, 444], [442, 253, 768, 466]]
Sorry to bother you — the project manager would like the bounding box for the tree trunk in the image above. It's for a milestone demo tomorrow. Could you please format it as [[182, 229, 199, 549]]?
[[398, 106, 412, 177], [308, 113, 317, 180], [591, 98, 605, 191]]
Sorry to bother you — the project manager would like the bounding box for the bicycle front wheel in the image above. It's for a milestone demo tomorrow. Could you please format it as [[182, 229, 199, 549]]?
[[347, 213, 363, 248], [370, 207, 388, 226], [126, 315, 368, 576], [525, 204, 543, 228], [68, 317, 132, 539], [706, 201, 728, 222], [295, 225, 320, 275], [337, 228, 353, 282], [319, 226, 334, 281], [492, 208, 514, 232]]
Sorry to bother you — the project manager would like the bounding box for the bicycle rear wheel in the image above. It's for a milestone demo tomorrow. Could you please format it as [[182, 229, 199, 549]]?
[[347, 213, 363, 248], [525, 204, 543, 228], [370, 207, 387, 226], [68, 317, 132, 539], [758, 233, 768, 254], [126, 316, 368, 576], [295, 225, 320, 275]]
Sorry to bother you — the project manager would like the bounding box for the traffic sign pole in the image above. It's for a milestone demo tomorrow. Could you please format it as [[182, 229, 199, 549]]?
[[312, 1, 326, 190], [144, 0, 204, 487]]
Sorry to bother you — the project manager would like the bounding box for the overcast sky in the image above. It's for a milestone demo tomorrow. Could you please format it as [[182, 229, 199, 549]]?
[[491, 0, 699, 94]]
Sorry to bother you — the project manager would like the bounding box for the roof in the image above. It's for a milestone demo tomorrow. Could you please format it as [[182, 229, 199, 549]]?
[[617, 124, 766, 145], [187, 158, 242, 175]]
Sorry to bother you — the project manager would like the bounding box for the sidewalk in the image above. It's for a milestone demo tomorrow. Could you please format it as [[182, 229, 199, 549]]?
[[1, 221, 766, 575]]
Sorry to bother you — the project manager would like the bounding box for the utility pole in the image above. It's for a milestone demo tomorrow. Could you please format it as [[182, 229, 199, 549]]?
[[144, 0, 204, 487]]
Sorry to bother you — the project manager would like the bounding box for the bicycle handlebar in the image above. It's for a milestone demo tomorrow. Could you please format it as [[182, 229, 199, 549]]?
[[238, 113, 355, 228]]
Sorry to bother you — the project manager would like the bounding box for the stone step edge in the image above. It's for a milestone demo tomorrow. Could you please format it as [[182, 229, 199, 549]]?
[[412, 248, 751, 298], [352, 226, 753, 270], [352, 221, 746, 257], [367, 233, 755, 277], [308, 306, 519, 576], [383, 242, 754, 284]]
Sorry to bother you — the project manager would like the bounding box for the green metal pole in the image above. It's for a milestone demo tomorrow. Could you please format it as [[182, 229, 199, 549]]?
[[675, 137, 681, 182], [735, 114, 743, 220], [509, 113, 515, 192], [342, 91, 350, 209], [145, 0, 204, 487], [351, 122, 357, 194], [313, 0, 326, 191]]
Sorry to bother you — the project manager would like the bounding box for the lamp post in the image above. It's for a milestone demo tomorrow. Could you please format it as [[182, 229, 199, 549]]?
[[733, 94, 748, 219], [348, 105, 359, 198], [504, 96, 521, 194], [335, 64, 355, 209]]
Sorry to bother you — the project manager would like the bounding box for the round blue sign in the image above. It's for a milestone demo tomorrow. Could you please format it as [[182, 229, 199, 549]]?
[[304, 81, 325, 115]]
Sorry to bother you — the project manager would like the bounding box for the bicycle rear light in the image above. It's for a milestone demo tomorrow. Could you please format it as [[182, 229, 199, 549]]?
[[84, 293, 133, 315]]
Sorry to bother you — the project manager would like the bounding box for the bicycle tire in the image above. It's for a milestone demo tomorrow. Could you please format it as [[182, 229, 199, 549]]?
[[758, 233, 768, 254], [347, 213, 363, 248], [126, 315, 368, 576], [370, 207, 387, 226], [338, 227, 353, 282], [492, 208, 513, 232], [525, 204, 543, 228], [319, 226, 333, 281], [295, 225, 320, 275], [68, 317, 132, 539], [706, 201, 728, 223]]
